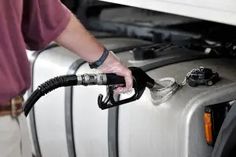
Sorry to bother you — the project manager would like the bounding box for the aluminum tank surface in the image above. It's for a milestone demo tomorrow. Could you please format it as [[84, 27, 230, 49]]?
[[118, 58, 236, 157], [30, 37, 150, 157]]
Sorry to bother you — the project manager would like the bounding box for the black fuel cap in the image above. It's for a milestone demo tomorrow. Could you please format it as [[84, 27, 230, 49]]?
[[186, 67, 220, 87]]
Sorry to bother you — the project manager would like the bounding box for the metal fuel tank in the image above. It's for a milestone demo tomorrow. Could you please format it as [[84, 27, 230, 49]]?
[[118, 58, 236, 157], [29, 37, 150, 157]]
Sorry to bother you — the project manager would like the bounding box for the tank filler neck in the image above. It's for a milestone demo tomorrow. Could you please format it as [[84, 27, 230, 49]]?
[[150, 77, 180, 105]]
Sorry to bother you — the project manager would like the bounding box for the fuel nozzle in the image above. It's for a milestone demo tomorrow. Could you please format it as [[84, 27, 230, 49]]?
[[97, 67, 158, 109], [98, 67, 180, 109]]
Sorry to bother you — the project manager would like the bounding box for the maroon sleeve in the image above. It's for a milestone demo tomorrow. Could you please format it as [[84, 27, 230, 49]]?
[[22, 0, 71, 50]]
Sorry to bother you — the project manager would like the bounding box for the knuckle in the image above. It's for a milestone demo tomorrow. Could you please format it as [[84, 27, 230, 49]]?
[[125, 69, 132, 76]]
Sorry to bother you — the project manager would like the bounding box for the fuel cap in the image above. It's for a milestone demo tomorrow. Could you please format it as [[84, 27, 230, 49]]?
[[186, 67, 220, 87]]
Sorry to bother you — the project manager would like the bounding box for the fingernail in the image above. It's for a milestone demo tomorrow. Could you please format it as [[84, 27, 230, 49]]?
[[121, 88, 133, 94], [126, 89, 133, 95]]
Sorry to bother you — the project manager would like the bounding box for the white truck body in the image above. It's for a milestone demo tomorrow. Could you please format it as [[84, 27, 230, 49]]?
[[100, 0, 236, 26]]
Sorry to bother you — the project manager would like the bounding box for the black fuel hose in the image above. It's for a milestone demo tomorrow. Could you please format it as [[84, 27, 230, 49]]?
[[24, 75, 78, 116], [24, 73, 126, 116]]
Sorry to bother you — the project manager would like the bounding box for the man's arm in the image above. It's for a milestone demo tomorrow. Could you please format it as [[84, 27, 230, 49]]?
[[55, 14, 132, 93]]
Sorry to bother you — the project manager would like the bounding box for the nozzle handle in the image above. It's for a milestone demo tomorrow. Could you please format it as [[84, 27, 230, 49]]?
[[98, 67, 155, 109]]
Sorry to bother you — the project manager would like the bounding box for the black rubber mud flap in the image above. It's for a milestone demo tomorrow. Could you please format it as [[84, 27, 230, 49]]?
[[211, 103, 236, 157]]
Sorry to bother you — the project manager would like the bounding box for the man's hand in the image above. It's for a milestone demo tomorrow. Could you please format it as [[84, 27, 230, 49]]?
[[98, 51, 133, 93], [55, 13, 133, 93]]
